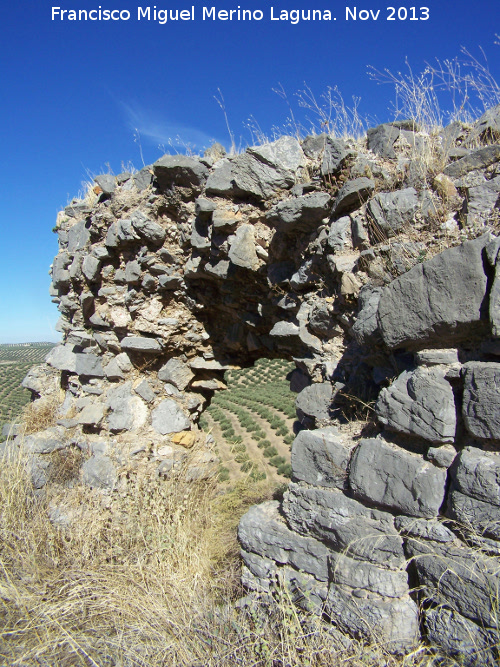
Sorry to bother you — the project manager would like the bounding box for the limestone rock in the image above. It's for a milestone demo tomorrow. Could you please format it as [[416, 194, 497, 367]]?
[[151, 399, 191, 435], [106, 383, 148, 432], [424, 607, 499, 667], [375, 367, 456, 444], [406, 538, 499, 629], [153, 154, 209, 190], [295, 382, 332, 422], [120, 336, 162, 354], [266, 193, 330, 232], [238, 500, 332, 582], [325, 585, 418, 651], [228, 224, 259, 270], [377, 234, 491, 349], [331, 177, 375, 217], [366, 188, 419, 239], [283, 483, 405, 569], [291, 427, 354, 489], [158, 358, 194, 391], [462, 362, 500, 440], [81, 455, 117, 490], [349, 437, 447, 518]]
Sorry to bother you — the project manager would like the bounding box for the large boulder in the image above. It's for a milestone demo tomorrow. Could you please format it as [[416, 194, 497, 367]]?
[[377, 234, 492, 349], [375, 368, 456, 444], [290, 427, 355, 489], [462, 362, 500, 440], [349, 437, 447, 518]]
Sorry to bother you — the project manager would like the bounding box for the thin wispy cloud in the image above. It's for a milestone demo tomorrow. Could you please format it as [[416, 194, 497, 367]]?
[[120, 100, 224, 152]]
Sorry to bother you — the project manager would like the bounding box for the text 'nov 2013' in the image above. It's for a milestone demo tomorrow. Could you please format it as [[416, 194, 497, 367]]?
[[51, 6, 431, 24]]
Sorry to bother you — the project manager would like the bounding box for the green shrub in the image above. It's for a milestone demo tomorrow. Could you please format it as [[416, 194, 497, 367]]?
[[269, 455, 286, 468], [263, 446, 278, 458]]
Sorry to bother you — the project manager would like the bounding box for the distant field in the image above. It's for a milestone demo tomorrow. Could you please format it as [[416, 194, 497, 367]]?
[[200, 358, 298, 483], [0, 343, 55, 429]]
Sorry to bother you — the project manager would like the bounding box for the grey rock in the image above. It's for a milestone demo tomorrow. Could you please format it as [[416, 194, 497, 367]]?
[[67, 220, 90, 253], [190, 217, 212, 250], [295, 382, 332, 422], [349, 437, 447, 518], [377, 234, 491, 349], [130, 211, 166, 244], [105, 219, 139, 247], [471, 104, 500, 142], [120, 336, 162, 354], [94, 174, 116, 195], [424, 607, 499, 667], [327, 216, 351, 252], [153, 154, 209, 190], [64, 201, 91, 219], [231, 138, 306, 200], [350, 213, 370, 249], [134, 379, 156, 403], [331, 178, 375, 217], [366, 188, 419, 239], [228, 224, 259, 270], [103, 358, 125, 381], [291, 427, 354, 489], [81, 455, 117, 490], [158, 358, 194, 391], [46, 344, 77, 372], [125, 260, 141, 284], [23, 427, 67, 454], [290, 259, 318, 290], [406, 538, 499, 628], [151, 399, 191, 435], [351, 286, 383, 346], [133, 166, 153, 191], [1, 423, 22, 438], [394, 515, 456, 542], [443, 144, 500, 178], [427, 445, 457, 468], [415, 348, 459, 365], [238, 501, 331, 582], [52, 252, 71, 288], [375, 367, 456, 444], [195, 197, 216, 216], [367, 123, 403, 159], [447, 490, 500, 540], [240, 550, 277, 592], [188, 358, 232, 371], [308, 301, 339, 337], [449, 446, 500, 509], [462, 176, 500, 227], [328, 552, 408, 598], [75, 353, 104, 378], [270, 321, 300, 338], [321, 137, 353, 176], [204, 259, 230, 279], [212, 209, 240, 229], [205, 159, 234, 196], [301, 133, 327, 158], [266, 193, 331, 232], [158, 274, 183, 290], [106, 383, 148, 432], [77, 403, 106, 426], [325, 584, 418, 651], [283, 483, 405, 569], [462, 363, 500, 440], [30, 457, 51, 489]]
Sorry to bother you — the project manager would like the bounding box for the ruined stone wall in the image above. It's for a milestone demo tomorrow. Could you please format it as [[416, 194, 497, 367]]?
[[15, 105, 500, 663]]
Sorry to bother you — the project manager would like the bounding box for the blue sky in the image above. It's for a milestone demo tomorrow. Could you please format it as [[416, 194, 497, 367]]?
[[0, 0, 498, 342]]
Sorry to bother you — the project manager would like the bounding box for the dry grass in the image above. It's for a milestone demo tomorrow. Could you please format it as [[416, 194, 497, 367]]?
[[0, 443, 462, 667], [22, 394, 62, 435]]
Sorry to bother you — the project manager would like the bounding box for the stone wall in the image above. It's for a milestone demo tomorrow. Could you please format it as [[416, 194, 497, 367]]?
[[12, 105, 500, 663]]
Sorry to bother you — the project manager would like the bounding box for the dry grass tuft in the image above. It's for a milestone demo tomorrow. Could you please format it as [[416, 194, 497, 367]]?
[[22, 394, 62, 435]]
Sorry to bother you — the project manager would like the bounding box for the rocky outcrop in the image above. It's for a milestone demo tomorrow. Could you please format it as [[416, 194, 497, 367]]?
[[11, 105, 500, 661]]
